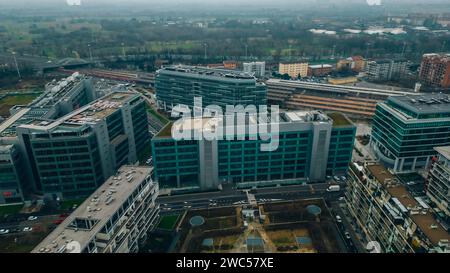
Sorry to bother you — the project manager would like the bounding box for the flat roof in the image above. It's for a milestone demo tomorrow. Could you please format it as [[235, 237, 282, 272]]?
[[158, 65, 255, 80], [153, 110, 333, 139], [366, 164, 450, 246], [434, 146, 450, 160], [327, 112, 353, 127], [20, 91, 137, 131], [32, 166, 153, 253], [388, 94, 450, 115], [266, 79, 419, 97]]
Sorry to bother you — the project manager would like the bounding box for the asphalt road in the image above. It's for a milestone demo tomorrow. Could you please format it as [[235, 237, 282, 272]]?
[[157, 182, 346, 212]]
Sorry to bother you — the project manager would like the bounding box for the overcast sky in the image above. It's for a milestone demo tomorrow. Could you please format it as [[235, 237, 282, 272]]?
[[0, 0, 449, 9]]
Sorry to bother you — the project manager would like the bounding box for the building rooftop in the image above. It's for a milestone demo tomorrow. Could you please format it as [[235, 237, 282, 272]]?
[[434, 146, 450, 161], [153, 110, 333, 139], [366, 163, 450, 246], [29, 72, 88, 109], [266, 79, 419, 97], [32, 166, 154, 253], [158, 65, 256, 80], [327, 112, 353, 127], [309, 64, 333, 69], [19, 91, 137, 131], [66, 93, 133, 124], [388, 94, 450, 116]]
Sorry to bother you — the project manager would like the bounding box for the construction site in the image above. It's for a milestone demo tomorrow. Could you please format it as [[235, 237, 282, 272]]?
[[173, 199, 344, 253]]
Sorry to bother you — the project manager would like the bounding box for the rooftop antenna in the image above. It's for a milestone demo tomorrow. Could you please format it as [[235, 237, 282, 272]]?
[[12, 51, 21, 81]]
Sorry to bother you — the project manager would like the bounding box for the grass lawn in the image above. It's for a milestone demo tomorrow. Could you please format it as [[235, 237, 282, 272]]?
[[0, 94, 40, 116], [146, 105, 169, 125], [0, 204, 23, 217], [157, 214, 180, 230]]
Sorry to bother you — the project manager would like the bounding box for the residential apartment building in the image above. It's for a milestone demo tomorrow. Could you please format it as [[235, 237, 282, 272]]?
[[32, 166, 159, 253], [152, 111, 355, 192], [155, 65, 267, 111], [278, 62, 309, 79], [307, 64, 333, 77], [243, 61, 266, 78], [419, 53, 450, 89], [16, 91, 149, 200], [346, 162, 450, 253], [370, 94, 450, 173], [366, 59, 408, 81], [427, 146, 450, 220], [266, 79, 420, 119], [336, 56, 366, 72]]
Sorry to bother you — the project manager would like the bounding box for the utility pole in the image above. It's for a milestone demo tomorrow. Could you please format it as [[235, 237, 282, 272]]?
[[87, 44, 93, 61], [12, 51, 21, 80], [331, 45, 336, 60], [203, 43, 208, 60]]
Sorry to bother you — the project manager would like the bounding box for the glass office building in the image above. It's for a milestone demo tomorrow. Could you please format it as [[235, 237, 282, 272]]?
[[371, 94, 450, 173], [155, 65, 267, 111], [152, 111, 355, 192], [17, 92, 150, 200]]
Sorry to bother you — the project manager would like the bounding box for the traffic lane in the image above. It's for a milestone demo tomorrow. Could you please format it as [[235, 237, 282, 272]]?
[[330, 202, 366, 253], [157, 182, 338, 204]]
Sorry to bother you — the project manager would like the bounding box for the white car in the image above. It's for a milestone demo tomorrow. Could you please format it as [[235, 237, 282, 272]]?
[[336, 215, 342, 223], [344, 232, 351, 240], [23, 227, 33, 232], [27, 216, 38, 221], [0, 229, 10, 235]]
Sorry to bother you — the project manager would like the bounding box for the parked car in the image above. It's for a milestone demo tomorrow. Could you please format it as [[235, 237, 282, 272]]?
[[0, 229, 10, 235], [336, 215, 342, 223], [23, 227, 33, 232], [27, 216, 38, 221], [344, 232, 351, 240]]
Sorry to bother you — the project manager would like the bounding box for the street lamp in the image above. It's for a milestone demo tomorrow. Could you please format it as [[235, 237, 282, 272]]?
[[11, 51, 21, 80]]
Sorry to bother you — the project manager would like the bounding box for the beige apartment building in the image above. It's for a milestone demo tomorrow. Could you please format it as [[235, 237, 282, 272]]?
[[279, 62, 309, 78]]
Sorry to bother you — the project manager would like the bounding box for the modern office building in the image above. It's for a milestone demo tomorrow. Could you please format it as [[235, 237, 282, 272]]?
[[16, 91, 149, 200], [155, 65, 267, 111], [427, 146, 450, 219], [370, 94, 450, 173], [243, 61, 266, 78], [0, 143, 26, 204], [278, 62, 309, 79], [419, 53, 450, 89], [346, 162, 450, 253], [366, 59, 408, 82], [152, 111, 355, 192], [32, 166, 159, 253], [266, 79, 420, 118], [0, 73, 96, 204]]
